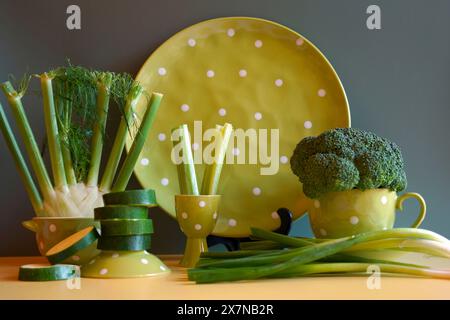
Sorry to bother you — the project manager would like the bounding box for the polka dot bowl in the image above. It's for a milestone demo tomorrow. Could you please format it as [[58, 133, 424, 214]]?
[[308, 189, 426, 238], [22, 217, 100, 265], [81, 250, 170, 278], [175, 194, 221, 267]]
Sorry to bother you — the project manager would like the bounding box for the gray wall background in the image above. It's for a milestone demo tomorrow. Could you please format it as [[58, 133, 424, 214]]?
[[0, 0, 449, 256]]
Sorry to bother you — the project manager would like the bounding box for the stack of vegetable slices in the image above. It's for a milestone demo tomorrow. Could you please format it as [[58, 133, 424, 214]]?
[[96, 189, 157, 251]]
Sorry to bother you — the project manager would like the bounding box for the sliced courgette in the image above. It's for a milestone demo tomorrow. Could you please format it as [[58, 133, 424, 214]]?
[[94, 205, 148, 220], [46, 226, 99, 264], [97, 234, 152, 251], [103, 189, 157, 207], [100, 219, 154, 236], [19, 264, 79, 281]]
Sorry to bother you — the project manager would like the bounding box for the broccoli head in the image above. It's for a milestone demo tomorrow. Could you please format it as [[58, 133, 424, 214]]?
[[290, 128, 407, 199]]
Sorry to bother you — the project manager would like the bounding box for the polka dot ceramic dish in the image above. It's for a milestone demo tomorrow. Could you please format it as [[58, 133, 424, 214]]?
[[81, 250, 170, 278], [129, 17, 350, 237]]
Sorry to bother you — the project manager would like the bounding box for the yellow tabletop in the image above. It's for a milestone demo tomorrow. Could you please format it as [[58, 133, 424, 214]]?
[[1, 256, 449, 300]]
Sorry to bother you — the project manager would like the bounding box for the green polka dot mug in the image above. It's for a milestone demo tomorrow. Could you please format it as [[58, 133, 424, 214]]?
[[175, 194, 221, 268], [307, 189, 426, 238], [22, 217, 100, 265]]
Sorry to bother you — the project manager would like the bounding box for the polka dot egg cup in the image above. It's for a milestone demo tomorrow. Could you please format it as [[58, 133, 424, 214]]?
[[175, 194, 221, 267], [308, 189, 426, 238], [128, 17, 350, 238], [81, 250, 170, 278], [22, 217, 101, 266]]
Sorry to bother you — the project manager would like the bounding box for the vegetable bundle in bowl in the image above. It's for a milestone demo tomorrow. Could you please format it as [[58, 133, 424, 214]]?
[[0, 64, 161, 218]]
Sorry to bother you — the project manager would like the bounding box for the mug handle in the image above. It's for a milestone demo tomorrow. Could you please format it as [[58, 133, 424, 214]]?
[[22, 220, 38, 233], [396, 192, 426, 228]]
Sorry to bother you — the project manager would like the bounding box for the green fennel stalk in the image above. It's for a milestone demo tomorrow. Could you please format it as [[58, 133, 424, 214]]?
[[1, 81, 54, 199], [86, 72, 113, 187], [0, 102, 43, 214], [112, 92, 163, 192], [40, 73, 68, 192], [99, 82, 143, 192]]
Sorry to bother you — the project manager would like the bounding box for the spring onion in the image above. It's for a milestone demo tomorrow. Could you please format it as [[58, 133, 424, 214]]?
[[188, 228, 450, 283]]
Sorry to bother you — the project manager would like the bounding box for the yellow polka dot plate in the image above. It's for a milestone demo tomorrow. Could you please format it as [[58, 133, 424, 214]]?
[[129, 17, 350, 237]]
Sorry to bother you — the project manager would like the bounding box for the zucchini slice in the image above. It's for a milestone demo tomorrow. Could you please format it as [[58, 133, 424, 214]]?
[[97, 234, 152, 251], [94, 205, 148, 220], [103, 189, 157, 207], [100, 219, 154, 236], [19, 264, 79, 281], [46, 226, 99, 264]]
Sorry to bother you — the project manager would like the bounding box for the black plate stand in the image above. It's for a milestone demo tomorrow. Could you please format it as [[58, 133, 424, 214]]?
[[206, 208, 293, 251]]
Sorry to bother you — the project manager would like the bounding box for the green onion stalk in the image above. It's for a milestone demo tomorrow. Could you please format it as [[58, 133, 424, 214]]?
[[0, 65, 162, 217], [188, 228, 450, 283]]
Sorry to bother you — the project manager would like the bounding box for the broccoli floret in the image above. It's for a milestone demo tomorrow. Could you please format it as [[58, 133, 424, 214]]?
[[290, 128, 407, 199]]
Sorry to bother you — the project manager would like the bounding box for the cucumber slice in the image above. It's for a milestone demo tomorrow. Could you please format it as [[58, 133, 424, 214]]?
[[46, 226, 99, 264], [97, 234, 152, 251], [19, 264, 79, 281], [94, 205, 148, 220], [103, 189, 157, 207], [100, 219, 154, 236]]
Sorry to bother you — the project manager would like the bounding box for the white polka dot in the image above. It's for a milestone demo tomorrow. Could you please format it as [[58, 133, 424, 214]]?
[[195, 224, 202, 231], [228, 219, 237, 227], [254, 112, 262, 121], [141, 258, 149, 265], [381, 196, 388, 205], [304, 120, 313, 129], [198, 200, 206, 208], [271, 211, 279, 219], [158, 133, 166, 141], [112, 253, 119, 258], [158, 67, 167, 76], [218, 108, 227, 117], [320, 228, 327, 236], [350, 216, 359, 225], [161, 178, 169, 186], [132, 112, 138, 120], [39, 241, 44, 250], [213, 212, 218, 219], [89, 259, 96, 265], [99, 268, 108, 275], [160, 265, 166, 271], [140, 158, 149, 166], [72, 255, 80, 261], [255, 40, 263, 48], [206, 70, 215, 78], [187, 38, 196, 47], [181, 212, 188, 219], [227, 28, 235, 37], [314, 200, 321, 208], [280, 156, 288, 164], [192, 142, 199, 151], [296, 38, 304, 46], [49, 224, 56, 232], [318, 89, 326, 97], [180, 104, 190, 112], [252, 187, 261, 196], [232, 148, 240, 156], [275, 79, 283, 87], [239, 69, 247, 77]]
